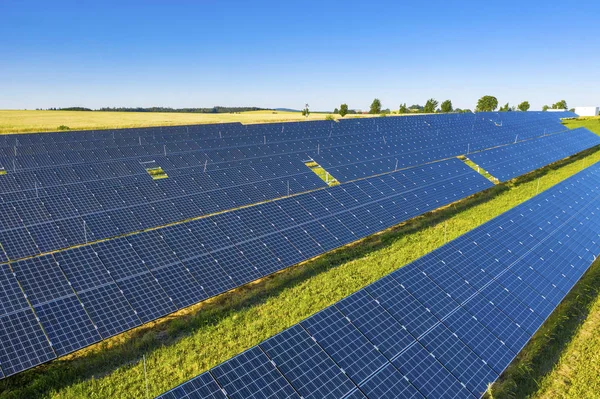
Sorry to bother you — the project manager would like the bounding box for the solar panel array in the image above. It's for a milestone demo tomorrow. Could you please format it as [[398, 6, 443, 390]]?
[[157, 162, 600, 399], [0, 113, 574, 261], [0, 158, 493, 378], [468, 127, 600, 181], [0, 111, 589, 380]]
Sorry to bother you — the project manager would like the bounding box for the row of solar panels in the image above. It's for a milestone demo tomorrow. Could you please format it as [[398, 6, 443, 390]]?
[[0, 154, 322, 199], [0, 115, 570, 215], [0, 113, 568, 175], [157, 161, 600, 399], [0, 115, 565, 160], [468, 127, 600, 181], [0, 170, 326, 261], [0, 159, 494, 378], [1, 126, 595, 263], [0, 112, 574, 149]]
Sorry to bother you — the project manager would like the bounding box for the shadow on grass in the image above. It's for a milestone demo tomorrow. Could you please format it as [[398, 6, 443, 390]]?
[[0, 147, 598, 399], [488, 257, 600, 399]]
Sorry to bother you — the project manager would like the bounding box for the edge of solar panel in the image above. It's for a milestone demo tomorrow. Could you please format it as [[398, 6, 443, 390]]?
[[155, 162, 600, 399], [468, 127, 600, 182]]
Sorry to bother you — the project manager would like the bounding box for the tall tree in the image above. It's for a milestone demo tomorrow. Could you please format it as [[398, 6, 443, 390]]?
[[542, 105, 549, 111], [423, 98, 439, 113], [369, 98, 382, 114], [398, 103, 409, 114], [333, 107, 339, 114], [440, 100, 453, 113], [339, 103, 349, 117], [552, 99, 568, 110], [476, 95, 499, 112], [517, 101, 530, 112]]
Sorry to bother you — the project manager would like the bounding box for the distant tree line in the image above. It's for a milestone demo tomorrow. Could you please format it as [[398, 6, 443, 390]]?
[[333, 96, 570, 116]]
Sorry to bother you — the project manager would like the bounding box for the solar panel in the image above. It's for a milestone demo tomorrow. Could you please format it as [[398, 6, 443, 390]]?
[[260, 325, 360, 398], [157, 162, 600, 398], [468, 128, 600, 181], [1, 113, 594, 380], [158, 372, 226, 399], [211, 347, 299, 398]]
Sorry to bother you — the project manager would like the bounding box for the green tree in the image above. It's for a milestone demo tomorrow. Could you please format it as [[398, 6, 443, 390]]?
[[423, 98, 439, 113], [339, 103, 349, 117], [440, 100, 453, 113], [542, 105, 549, 112], [369, 98, 382, 114], [517, 101, 530, 112], [333, 107, 339, 114], [476, 95, 499, 112], [552, 99, 568, 110], [499, 102, 511, 112], [398, 103, 409, 114], [301, 103, 310, 117]]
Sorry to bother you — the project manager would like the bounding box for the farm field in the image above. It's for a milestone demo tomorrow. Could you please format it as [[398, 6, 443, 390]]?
[[0, 117, 598, 399], [0, 109, 373, 134]]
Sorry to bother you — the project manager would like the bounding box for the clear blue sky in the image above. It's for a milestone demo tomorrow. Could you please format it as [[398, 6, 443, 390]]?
[[1, 0, 599, 111]]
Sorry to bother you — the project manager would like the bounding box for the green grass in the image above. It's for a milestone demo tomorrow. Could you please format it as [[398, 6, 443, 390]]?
[[305, 161, 340, 186], [460, 156, 499, 183], [0, 118, 598, 399], [562, 115, 600, 132], [145, 167, 168, 180]]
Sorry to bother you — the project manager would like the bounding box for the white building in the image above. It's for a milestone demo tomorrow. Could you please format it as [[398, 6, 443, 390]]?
[[574, 106, 599, 117]]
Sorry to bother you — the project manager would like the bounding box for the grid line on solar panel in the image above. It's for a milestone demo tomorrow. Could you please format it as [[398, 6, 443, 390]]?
[[0, 156, 491, 264]]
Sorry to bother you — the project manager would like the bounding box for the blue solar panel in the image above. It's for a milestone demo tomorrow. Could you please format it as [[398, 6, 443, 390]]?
[[468, 128, 600, 181], [157, 160, 600, 399], [211, 346, 300, 398], [301, 306, 389, 385], [0, 309, 56, 377], [2, 113, 594, 380], [260, 325, 359, 399], [157, 372, 226, 399]]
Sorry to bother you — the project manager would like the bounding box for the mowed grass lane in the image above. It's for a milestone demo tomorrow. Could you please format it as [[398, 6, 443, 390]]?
[[0, 118, 598, 399]]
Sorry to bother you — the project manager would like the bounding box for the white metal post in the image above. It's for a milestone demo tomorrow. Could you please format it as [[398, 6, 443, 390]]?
[[204, 160, 208, 173], [163, 145, 166, 156], [143, 354, 149, 399], [287, 180, 290, 196], [444, 220, 447, 243], [84, 220, 87, 244]]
